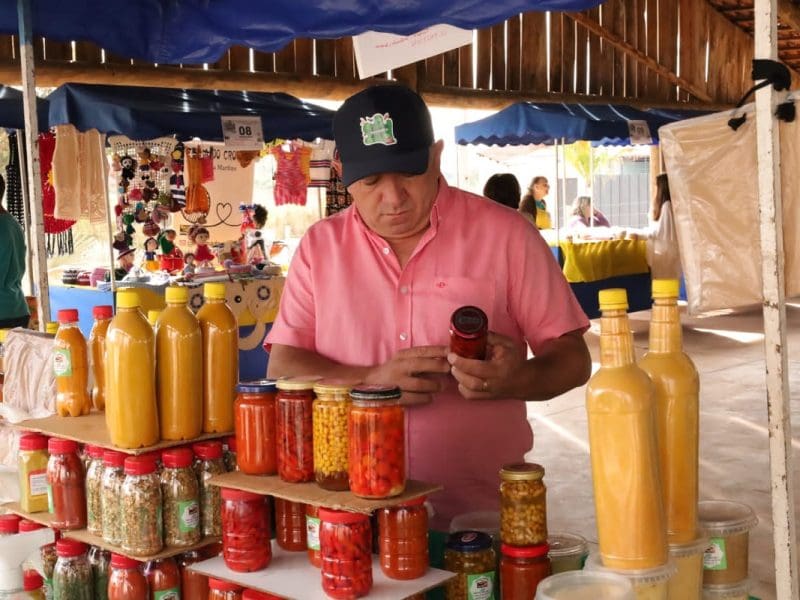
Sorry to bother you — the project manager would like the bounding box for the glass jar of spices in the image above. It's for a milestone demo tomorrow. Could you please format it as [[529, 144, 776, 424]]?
[[161, 447, 201, 547], [46, 438, 86, 530], [120, 455, 163, 557], [18, 433, 49, 513], [275, 377, 317, 483], [444, 531, 497, 600], [234, 380, 278, 475], [53, 539, 92, 600], [194, 441, 225, 537], [84, 445, 105, 537], [101, 450, 126, 546], [313, 380, 354, 491], [499, 462, 548, 546]]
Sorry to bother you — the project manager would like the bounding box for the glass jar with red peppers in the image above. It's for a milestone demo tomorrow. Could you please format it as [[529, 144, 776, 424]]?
[[176, 550, 208, 600], [500, 543, 551, 600], [221, 487, 271, 572], [275, 377, 318, 483], [449, 305, 489, 360], [234, 380, 278, 475], [208, 578, 243, 600], [378, 496, 429, 580], [274, 498, 307, 552], [306, 504, 322, 568], [46, 437, 87, 530], [348, 385, 406, 499], [108, 553, 148, 600], [318, 508, 373, 599]]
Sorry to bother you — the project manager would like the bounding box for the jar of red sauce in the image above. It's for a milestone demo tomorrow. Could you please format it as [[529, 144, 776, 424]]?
[[234, 380, 277, 475], [108, 553, 149, 600], [46, 438, 87, 530], [144, 557, 181, 599], [348, 385, 406, 499], [242, 590, 282, 600], [176, 550, 208, 600], [319, 508, 373, 599], [275, 377, 317, 483], [500, 543, 551, 600], [208, 578, 243, 600], [449, 305, 488, 360], [306, 504, 322, 568], [221, 488, 271, 572], [378, 496, 429, 580], [275, 498, 308, 552]]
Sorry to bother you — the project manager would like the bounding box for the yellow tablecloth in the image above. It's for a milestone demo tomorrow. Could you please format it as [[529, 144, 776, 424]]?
[[560, 239, 649, 283]]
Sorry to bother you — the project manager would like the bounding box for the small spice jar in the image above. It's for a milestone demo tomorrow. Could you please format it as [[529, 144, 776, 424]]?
[[18, 433, 49, 513], [221, 488, 271, 572], [208, 578, 243, 600], [348, 385, 406, 499], [161, 447, 201, 548], [144, 557, 181, 599], [449, 305, 488, 360], [88, 546, 110, 600], [234, 380, 278, 475], [194, 441, 226, 537], [120, 455, 163, 557], [101, 450, 126, 546], [306, 504, 322, 568], [275, 377, 317, 483], [378, 496, 429, 580], [318, 508, 373, 599], [275, 498, 307, 552], [176, 550, 209, 600], [53, 539, 92, 600], [108, 554, 148, 600], [312, 379, 355, 491], [46, 438, 87, 530], [224, 436, 238, 472], [500, 543, 551, 600], [84, 445, 105, 536], [0, 513, 20, 536], [444, 531, 497, 600], [500, 462, 548, 546]]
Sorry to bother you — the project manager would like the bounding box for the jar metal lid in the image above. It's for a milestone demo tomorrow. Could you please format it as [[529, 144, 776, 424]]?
[[500, 462, 545, 481], [349, 384, 402, 401], [275, 376, 322, 391], [237, 379, 278, 394], [547, 532, 589, 558], [450, 305, 488, 338], [313, 379, 360, 395], [446, 530, 493, 552]]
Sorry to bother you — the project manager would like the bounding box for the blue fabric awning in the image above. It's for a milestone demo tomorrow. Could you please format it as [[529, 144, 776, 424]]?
[[47, 83, 334, 142], [0, 86, 49, 131], [0, 1, 603, 65]]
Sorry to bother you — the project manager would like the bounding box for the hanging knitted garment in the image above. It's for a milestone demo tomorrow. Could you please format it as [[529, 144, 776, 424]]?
[[271, 144, 311, 206], [40, 132, 75, 257], [5, 132, 25, 228]]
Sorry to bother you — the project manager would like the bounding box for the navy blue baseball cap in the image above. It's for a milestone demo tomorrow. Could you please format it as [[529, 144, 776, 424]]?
[[333, 84, 434, 187]]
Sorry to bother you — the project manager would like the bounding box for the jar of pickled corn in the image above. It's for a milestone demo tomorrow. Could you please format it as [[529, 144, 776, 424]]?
[[313, 379, 356, 491], [500, 462, 548, 546], [444, 531, 497, 600]]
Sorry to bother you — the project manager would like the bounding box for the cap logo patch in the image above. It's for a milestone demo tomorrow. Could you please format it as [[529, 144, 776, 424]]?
[[360, 113, 397, 146]]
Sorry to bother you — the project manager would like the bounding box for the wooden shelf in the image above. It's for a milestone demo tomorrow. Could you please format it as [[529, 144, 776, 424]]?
[[209, 472, 442, 515], [14, 412, 232, 455], [189, 550, 454, 600]]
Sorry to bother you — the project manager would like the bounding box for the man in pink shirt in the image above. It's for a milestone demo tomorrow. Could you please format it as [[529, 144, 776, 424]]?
[[265, 84, 591, 530]]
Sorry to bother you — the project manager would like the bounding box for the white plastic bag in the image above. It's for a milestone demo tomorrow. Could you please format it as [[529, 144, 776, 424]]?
[[646, 201, 682, 281]]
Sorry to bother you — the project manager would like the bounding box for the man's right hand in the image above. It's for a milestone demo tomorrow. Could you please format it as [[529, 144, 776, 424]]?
[[364, 345, 451, 406]]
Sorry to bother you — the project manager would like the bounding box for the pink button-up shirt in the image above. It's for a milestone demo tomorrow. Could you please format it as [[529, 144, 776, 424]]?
[[266, 181, 588, 527]]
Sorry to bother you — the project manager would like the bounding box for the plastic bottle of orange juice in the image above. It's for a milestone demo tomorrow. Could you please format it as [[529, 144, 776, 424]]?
[[586, 288, 667, 569], [89, 305, 114, 411], [53, 309, 91, 417], [105, 290, 159, 448], [638, 279, 700, 544], [157, 286, 203, 440], [196, 282, 238, 433]]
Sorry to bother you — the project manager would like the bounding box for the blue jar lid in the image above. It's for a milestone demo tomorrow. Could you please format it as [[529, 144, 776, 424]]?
[[446, 530, 493, 552], [236, 379, 278, 394]]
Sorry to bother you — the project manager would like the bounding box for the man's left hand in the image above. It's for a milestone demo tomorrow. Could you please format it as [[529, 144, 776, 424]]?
[[447, 331, 527, 400]]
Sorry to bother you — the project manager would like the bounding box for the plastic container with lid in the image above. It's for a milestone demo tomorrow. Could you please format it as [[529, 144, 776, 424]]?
[[698, 500, 757, 586], [46, 438, 87, 530], [208, 577, 244, 599], [197, 282, 239, 434], [18, 433, 49, 513], [275, 377, 317, 483], [88, 546, 110, 600], [144, 557, 181, 600], [348, 385, 406, 499], [444, 531, 497, 600], [101, 450, 126, 545], [53, 308, 91, 417], [235, 380, 278, 475], [319, 508, 373, 599], [668, 537, 707, 600], [449, 305, 489, 359], [548, 532, 588, 573], [702, 580, 751, 600], [535, 571, 635, 600], [105, 290, 159, 448], [377, 496, 429, 580], [53, 539, 92, 600], [224, 435, 238, 472], [89, 304, 113, 411], [275, 498, 307, 552], [157, 285, 203, 440], [501, 543, 551, 600], [221, 487, 271, 572], [500, 462, 547, 546], [313, 379, 356, 491], [0, 513, 20, 536], [306, 504, 322, 568], [194, 441, 226, 537], [161, 447, 201, 547], [84, 445, 105, 537], [120, 455, 163, 557], [584, 553, 676, 600], [108, 553, 148, 600]]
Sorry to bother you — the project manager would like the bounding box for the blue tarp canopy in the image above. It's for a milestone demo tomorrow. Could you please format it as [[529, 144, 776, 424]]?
[[47, 83, 335, 142], [0, 0, 603, 65], [0, 86, 49, 131], [455, 102, 709, 146]]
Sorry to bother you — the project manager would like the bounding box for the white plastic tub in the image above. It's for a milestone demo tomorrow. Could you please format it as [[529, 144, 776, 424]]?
[[535, 570, 635, 600]]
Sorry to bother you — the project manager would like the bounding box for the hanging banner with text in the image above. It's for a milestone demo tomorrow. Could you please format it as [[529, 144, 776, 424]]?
[[221, 115, 265, 150]]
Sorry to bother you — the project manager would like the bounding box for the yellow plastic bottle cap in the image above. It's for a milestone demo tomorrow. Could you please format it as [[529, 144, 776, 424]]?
[[0, 329, 7, 343], [116, 290, 141, 309], [165, 286, 189, 304], [598, 288, 628, 311], [147, 310, 162, 325], [45, 322, 59, 335], [652, 278, 680, 299], [204, 282, 227, 300]]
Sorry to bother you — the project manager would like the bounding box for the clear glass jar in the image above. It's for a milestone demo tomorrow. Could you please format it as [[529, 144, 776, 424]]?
[[208, 578, 243, 600], [221, 488, 271, 572], [234, 381, 278, 475], [88, 546, 110, 600], [161, 447, 201, 547], [275, 498, 307, 552], [41, 542, 57, 600], [306, 504, 322, 568], [348, 385, 406, 499], [108, 554, 148, 600], [378, 496, 429, 580], [224, 436, 238, 472], [193, 441, 225, 537], [275, 378, 317, 483], [499, 462, 548, 546], [444, 531, 497, 600], [53, 539, 92, 600], [120, 455, 163, 557], [312, 380, 354, 491], [18, 433, 49, 513], [500, 543, 551, 600], [101, 450, 126, 546], [144, 557, 181, 599], [319, 508, 373, 599], [85, 445, 105, 537], [46, 438, 87, 530], [177, 550, 209, 600]]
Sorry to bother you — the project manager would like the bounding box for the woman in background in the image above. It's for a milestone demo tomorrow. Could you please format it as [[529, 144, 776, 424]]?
[[483, 173, 521, 210], [568, 195, 610, 229], [519, 176, 552, 229]]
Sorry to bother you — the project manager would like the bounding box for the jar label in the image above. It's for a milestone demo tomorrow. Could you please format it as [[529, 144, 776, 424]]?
[[46, 483, 54, 513], [178, 499, 200, 532], [306, 515, 320, 550], [154, 588, 180, 600], [703, 537, 728, 570], [466, 571, 496, 600], [44, 578, 53, 600], [53, 348, 73, 377], [29, 469, 48, 496]]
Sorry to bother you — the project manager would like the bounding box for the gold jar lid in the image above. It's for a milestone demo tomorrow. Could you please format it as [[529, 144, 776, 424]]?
[[313, 379, 360, 395], [500, 462, 545, 481], [275, 376, 322, 391]]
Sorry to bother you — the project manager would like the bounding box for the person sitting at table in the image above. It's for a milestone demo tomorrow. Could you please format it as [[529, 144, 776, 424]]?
[[647, 173, 681, 279], [568, 195, 610, 229], [519, 176, 552, 229], [482, 173, 521, 210]]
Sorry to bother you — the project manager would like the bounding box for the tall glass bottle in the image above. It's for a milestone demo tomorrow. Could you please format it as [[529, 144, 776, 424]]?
[[638, 279, 700, 544], [585, 288, 667, 569]]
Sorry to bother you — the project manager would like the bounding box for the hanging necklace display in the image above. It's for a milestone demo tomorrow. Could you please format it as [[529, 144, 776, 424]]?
[[5, 131, 25, 228]]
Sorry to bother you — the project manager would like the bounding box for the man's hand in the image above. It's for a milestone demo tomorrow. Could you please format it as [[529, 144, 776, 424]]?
[[364, 345, 451, 406], [447, 331, 527, 400]]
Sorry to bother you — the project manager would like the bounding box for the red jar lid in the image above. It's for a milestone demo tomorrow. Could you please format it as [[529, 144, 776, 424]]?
[[110, 553, 141, 569], [193, 441, 223, 460], [225, 436, 237, 452], [19, 433, 48, 451], [208, 578, 243, 592], [18, 519, 45, 533], [501, 543, 550, 558], [48, 438, 79, 455], [23, 571, 43, 591], [57, 309, 79, 324], [0, 514, 21, 534], [85, 444, 105, 459], [103, 449, 126, 468], [124, 455, 158, 475], [92, 305, 114, 319], [221, 488, 263, 502], [318, 508, 369, 525], [450, 305, 488, 339], [162, 447, 193, 469], [56, 539, 87, 558]]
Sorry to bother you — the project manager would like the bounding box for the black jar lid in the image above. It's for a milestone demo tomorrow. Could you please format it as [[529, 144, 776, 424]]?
[[450, 305, 488, 338], [349, 384, 402, 401], [446, 530, 494, 552]]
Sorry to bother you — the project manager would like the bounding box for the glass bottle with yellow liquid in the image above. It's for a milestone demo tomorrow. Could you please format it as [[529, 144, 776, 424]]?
[[157, 286, 203, 440], [53, 309, 91, 417], [586, 288, 667, 569], [104, 290, 159, 448], [638, 279, 700, 544], [196, 282, 238, 433], [89, 305, 113, 411]]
